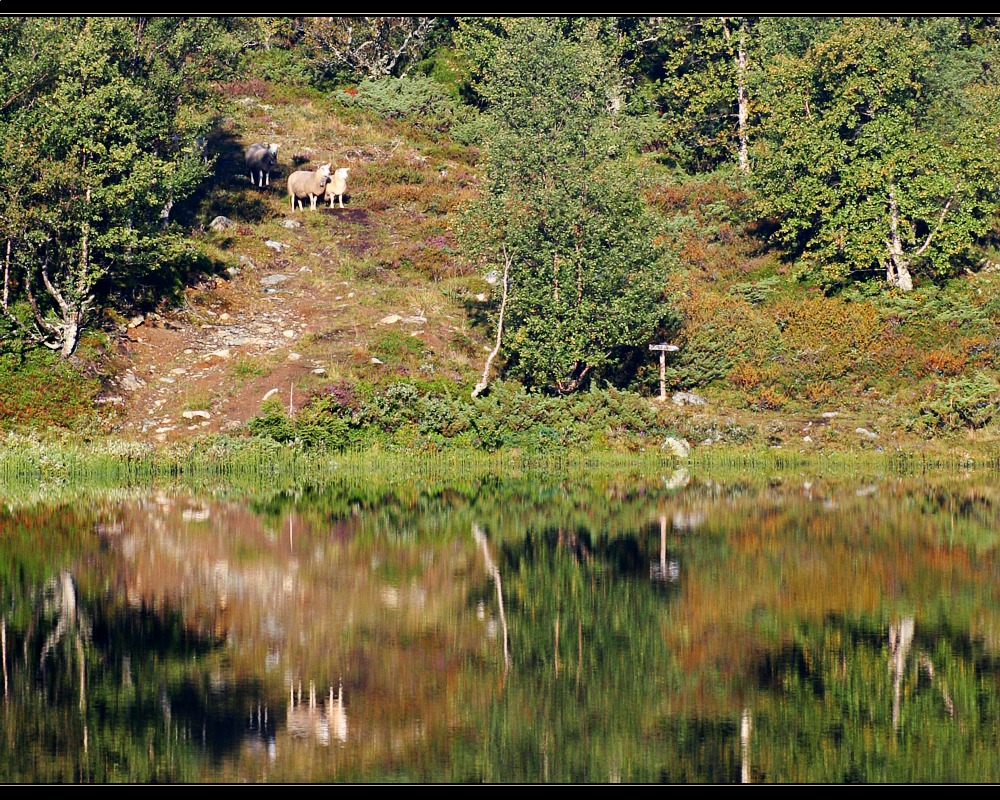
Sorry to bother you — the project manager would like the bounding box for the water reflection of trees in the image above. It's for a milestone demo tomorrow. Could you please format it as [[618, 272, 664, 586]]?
[[748, 614, 1000, 782], [4, 471, 1000, 782], [460, 524, 681, 782], [0, 503, 271, 782], [2, 573, 267, 781]]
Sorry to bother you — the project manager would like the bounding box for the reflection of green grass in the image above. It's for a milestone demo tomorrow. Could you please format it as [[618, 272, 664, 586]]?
[[230, 539, 269, 563]]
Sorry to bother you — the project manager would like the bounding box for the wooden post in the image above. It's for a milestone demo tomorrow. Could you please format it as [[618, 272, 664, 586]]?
[[649, 344, 679, 401]]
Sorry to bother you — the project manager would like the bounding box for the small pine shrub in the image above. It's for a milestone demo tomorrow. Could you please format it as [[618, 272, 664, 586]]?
[[919, 372, 999, 431], [294, 407, 351, 450], [334, 74, 475, 133], [729, 276, 781, 305], [361, 382, 420, 432], [248, 398, 296, 443]]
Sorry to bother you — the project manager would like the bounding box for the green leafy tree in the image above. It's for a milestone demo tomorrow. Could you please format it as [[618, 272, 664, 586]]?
[[750, 17, 1000, 292], [643, 16, 758, 174], [0, 17, 246, 357], [462, 18, 670, 396], [454, 16, 661, 113]]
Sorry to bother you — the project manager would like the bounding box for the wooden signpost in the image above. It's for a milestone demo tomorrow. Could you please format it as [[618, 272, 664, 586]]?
[[649, 343, 679, 401]]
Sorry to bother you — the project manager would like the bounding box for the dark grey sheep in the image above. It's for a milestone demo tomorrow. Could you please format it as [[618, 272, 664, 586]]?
[[246, 143, 279, 187]]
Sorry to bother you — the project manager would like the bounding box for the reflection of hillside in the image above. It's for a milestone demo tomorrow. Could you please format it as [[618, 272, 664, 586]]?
[[95, 491, 494, 781], [656, 476, 1000, 702], [3, 471, 1000, 781]]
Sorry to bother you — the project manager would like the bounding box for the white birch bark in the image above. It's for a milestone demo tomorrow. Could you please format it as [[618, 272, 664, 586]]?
[[721, 17, 751, 174], [472, 247, 512, 398], [886, 182, 958, 292]]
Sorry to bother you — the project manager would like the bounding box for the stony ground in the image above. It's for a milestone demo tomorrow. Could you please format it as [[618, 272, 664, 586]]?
[[109, 92, 487, 444], [117, 242, 332, 443]]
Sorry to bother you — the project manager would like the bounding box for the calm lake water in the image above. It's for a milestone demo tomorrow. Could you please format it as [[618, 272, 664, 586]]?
[[2, 466, 999, 783]]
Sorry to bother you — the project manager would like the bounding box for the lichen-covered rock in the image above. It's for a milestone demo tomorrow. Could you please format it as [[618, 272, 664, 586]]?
[[662, 437, 691, 458], [672, 391, 707, 406], [209, 215, 234, 231]]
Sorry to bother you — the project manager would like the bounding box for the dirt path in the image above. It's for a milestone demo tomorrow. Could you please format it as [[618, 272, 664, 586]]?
[[117, 210, 374, 444]]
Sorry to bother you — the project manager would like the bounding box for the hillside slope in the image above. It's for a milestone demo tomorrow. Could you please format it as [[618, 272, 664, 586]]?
[[113, 83, 489, 444], [34, 78, 1000, 459]]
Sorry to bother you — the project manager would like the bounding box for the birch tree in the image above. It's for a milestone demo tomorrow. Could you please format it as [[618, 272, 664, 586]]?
[[750, 18, 1000, 292], [0, 18, 238, 356], [644, 16, 760, 174], [300, 17, 440, 84], [461, 18, 669, 395]]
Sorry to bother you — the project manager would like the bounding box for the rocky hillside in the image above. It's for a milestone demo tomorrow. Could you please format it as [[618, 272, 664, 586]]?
[[110, 82, 489, 444], [16, 77, 1000, 459]]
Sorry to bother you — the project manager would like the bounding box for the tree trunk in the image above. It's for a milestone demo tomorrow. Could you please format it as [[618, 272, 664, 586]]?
[[555, 361, 593, 394], [889, 616, 915, 732], [61, 318, 80, 359], [472, 247, 512, 398], [741, 708, 752, 783], [886, 181, 959, 292], [722, 17, 751, 174], [3, 239, 9, 310], [735, 21, 750, 174], [886, 184, 914, 291], [473, 524, 510, 677]]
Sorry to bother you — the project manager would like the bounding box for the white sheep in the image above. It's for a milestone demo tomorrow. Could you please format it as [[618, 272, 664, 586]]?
[[246, 143, 279, 187], [324, 167, 350, 209], [287, 163, 332, 211]]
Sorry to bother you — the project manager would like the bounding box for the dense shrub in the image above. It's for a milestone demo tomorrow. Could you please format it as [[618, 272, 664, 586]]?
[[776, 297, 887, 382], [248, 397, 353, 450], [920, 349, 969, 377], [0, 349, 103, 430], [360, 382, 421, 432], [247, 399, 297, 443], [665, 289, 781, 389], [919, 373, 1000, 432], [417, 394, 472, 438], [333, 74, 477, 133], [294, 406, 352, 449], [245, 378, 693, 453]]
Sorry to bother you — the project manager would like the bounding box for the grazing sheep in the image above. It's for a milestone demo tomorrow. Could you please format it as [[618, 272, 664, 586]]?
[[324, 167, 350, 209], [287, 163, 332, 211], [246, 143, 279, 187]]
